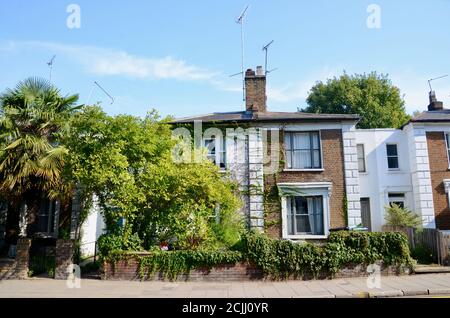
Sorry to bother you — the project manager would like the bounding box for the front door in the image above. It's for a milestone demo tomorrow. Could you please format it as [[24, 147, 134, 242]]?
[[360, 198, 372, 231]]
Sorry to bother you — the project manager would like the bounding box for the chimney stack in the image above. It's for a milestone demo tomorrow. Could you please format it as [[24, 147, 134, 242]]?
[[428, 91, 444, 111], [245, 66, 267, 113]]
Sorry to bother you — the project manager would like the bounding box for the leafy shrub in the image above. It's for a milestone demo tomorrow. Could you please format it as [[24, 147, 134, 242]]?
[[98, 230, 143, 260], [103, 230, 414, 280], [241, 230, 413, 278], [138, 249, 243, 280], [384, 204, 422, 228]]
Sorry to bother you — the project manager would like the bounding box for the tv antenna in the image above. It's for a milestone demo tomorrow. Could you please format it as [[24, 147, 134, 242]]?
[[428, 74, 448, 91], [262, 40, 277, 75], [230, 5, 250, 102], [86, 81, 115, 105], [47, 55, 56, 82]]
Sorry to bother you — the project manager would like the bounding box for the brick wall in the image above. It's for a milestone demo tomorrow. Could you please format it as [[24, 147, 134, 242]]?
[[426, 132, 450, 229], [102, 258, 263, 281], [0, 238, 31, 280], [264, 129, 346, 239], [101, 257, 409, 281]]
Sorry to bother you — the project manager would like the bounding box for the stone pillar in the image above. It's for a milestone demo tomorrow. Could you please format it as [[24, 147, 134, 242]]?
[[15, 238, 31, 279], [55, 239, 75, 280], [248, 127, 264, 231], [342, 124, 362, 226], [405, 125, 436, 228]]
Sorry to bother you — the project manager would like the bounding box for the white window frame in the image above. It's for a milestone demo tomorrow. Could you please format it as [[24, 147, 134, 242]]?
[[357, 144, 366, 173], [445, 133, 450, 169], [284, 131, 323, 171], [279, 182, 331, 240], [386, 143, 400, 170], [388, 193, 406, 208], [203, 134, 226, 170]]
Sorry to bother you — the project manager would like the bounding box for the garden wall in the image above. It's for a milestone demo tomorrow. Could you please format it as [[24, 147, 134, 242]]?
[[101, 255, 411, 282]]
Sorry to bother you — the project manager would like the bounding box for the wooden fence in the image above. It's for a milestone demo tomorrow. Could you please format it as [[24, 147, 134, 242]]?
[[382, 226, 450, 265]]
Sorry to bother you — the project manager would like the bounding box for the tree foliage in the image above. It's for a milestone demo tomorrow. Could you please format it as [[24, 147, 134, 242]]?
[[384, 204, 422, 228], [64, 106, 243, 249], [303, 72, 411, 129]]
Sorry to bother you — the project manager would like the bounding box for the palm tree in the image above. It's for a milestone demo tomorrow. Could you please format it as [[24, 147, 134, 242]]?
[[0, 77, 80, 237]]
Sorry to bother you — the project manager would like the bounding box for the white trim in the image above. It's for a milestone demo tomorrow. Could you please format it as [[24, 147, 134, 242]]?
[[279, 184, 331, 240], [445, 132, 450, 169], [386, 143, 400, 170]]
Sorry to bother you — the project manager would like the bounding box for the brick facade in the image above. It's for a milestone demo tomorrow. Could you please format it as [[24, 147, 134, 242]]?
[[264, 129, 347, 239], [426, 132, 450, 229]]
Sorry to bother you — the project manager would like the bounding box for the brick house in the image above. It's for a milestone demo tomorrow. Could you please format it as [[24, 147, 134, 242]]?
[[171, 67, 363, 240]]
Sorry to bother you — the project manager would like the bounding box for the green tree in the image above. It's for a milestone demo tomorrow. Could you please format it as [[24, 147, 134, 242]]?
[[302, 72, 411, 129], [0, 77, 79, 236], [384, 204, 422, 228], [63, 106, 242, 250]]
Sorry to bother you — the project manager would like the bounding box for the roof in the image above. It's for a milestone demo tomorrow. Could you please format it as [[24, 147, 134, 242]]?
[[409, 109, 450, 123], [170, 111, 360, 124]]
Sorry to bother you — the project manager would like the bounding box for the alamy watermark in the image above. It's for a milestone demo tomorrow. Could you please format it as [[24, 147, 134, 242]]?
[[171, 121, 280, 174], [66, 4, 81, 29], [66, 264, 81, 289], [366, 4, 381, 29], [366, 263, 381, 289]]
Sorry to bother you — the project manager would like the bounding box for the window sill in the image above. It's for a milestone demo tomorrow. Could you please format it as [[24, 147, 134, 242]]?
[[387, 169, 403, 174], [359, 171, 369, 175], [283, 169, 324, 172], [283, 234, 327, 240]]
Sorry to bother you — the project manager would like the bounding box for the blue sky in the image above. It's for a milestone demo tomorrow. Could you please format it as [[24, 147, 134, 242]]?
[[1, 0, 450, 118]]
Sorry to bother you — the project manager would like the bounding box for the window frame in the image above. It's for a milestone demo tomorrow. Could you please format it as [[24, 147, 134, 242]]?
[[287, 195, 324, 236], [284, 131, 323, 170], [279, 183, 331, 240], [203, 134, 226, 170], [386, 143, 400, 170], [388, 193, 406, 208], [356, 144, 366, 173], [445, 133, 450, 169]]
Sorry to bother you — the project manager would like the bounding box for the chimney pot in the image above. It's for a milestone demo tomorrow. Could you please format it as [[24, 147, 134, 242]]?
[[256, 66, 264, 76]]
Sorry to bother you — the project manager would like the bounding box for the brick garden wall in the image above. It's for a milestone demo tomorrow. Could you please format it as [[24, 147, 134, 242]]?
[[264, 129, 347, 239], [101, 256, 410, 281], [0, 238, 31, 280], [426, 132, 450, 230]]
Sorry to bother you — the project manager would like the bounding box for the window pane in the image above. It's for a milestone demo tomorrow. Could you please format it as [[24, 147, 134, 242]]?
[[358, 158, 365, 172], [386, 144, 398, 156], [296, 215, 311, 233], [293, 133, 310, 149], [312, 132, 320, 150], [388, 157, 399, 169], [357, 144, 364, 159], [287, 198, 294, 235], [285, 150, 292, 169], [312, 197, 324, 235], [284, 133, 291, 150], [313, 150, 321, 168], [293, 150, 311, 168]]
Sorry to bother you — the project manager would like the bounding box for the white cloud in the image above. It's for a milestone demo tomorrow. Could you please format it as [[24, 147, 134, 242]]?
[[2, 40, 217, 81]]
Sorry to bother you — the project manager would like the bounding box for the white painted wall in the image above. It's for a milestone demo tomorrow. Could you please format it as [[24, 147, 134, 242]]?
[[80, 196, 105, 258], [355, 129, 414, 231]]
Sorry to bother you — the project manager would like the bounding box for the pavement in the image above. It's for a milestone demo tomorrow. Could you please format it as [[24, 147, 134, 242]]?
[[1, 273, 450, 298]]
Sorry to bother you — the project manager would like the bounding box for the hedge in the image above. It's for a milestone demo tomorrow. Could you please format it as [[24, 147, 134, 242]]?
[[101, 230, 414, 280]]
